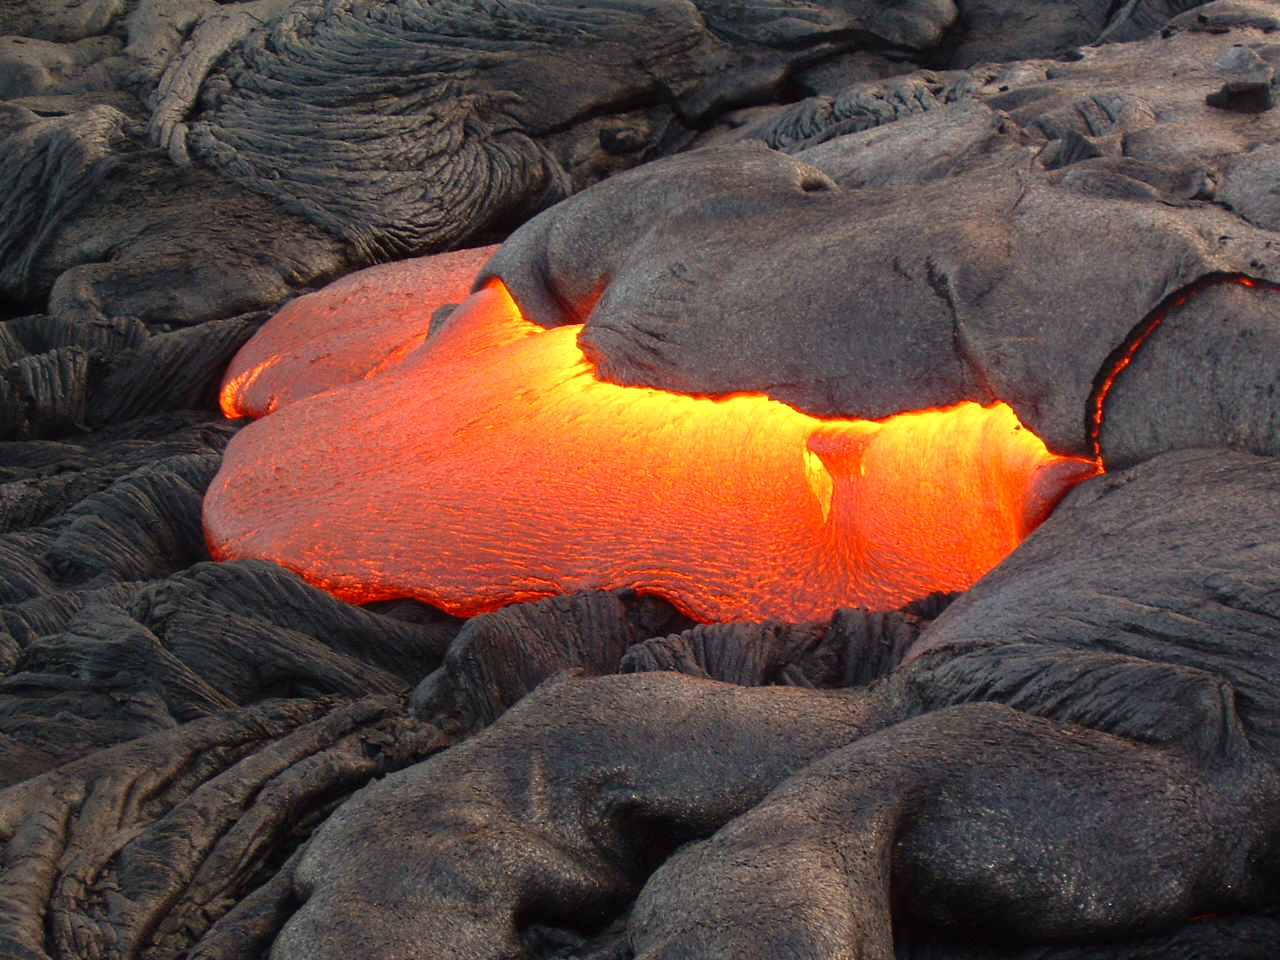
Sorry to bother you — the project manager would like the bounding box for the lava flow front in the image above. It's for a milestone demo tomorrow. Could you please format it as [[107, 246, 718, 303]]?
[[205, 259, 1097, 622]]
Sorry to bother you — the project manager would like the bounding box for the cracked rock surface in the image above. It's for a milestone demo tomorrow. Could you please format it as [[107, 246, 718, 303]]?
[[486, 9, 1280, 459]]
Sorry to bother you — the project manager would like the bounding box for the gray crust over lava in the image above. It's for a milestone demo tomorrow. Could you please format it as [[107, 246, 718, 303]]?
[[484, 10, 1280, 459], [2, 1, 1280, 959]]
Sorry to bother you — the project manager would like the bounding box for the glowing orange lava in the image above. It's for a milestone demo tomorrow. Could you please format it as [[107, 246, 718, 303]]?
[[206, 263, 1097, 622], [220, 245, 498, 419]]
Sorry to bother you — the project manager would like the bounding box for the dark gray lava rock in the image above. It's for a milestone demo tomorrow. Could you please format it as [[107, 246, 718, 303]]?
[[411, 588, 690, 735], [0, 694, 449, 960], [273, 450, 1280, 960], [485, 18, 1280, 461], [0, 0, 1226, 361], [908, 448, 1280, 751]]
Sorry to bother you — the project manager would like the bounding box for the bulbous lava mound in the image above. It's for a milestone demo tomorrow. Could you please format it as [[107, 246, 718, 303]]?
[[207, 266, 1095, 622]]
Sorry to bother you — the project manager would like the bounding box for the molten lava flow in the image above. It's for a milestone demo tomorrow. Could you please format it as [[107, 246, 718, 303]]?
[[220, 245, 498, 419], [207, 267, 1097, 623]]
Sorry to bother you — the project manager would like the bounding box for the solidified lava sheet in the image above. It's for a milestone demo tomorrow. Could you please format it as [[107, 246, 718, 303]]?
[[206, 263, 1096, 622]]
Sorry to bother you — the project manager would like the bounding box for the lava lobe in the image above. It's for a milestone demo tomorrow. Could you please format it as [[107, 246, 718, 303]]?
[[205, 256, 1096, 622]]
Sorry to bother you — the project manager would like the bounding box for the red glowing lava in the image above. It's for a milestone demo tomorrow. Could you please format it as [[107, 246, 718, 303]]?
[[222, 245, 498, 418], [207, 258, 1097, 622]]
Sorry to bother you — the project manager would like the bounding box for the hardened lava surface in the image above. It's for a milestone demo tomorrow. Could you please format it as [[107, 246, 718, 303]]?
[[1, 3, 1280, 960]]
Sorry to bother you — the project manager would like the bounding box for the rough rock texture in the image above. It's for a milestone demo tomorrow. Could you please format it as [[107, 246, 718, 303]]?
[[0, 310, 271, 440], [1, 1, 1280, 959], [0, 0, 973, 333], [0, 100, 348, 326], [176, 0, 958, 260], [276, 450, 1280, 960], [410, 589, 692, 735], [0, 0, 1234, 440], [483, 11, 1280, 458], [0, 695, 450, 960]]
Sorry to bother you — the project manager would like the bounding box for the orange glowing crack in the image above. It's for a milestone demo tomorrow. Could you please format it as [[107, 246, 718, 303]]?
[[219, 357, 277, 418], [206, 268, 1098, 623], [1086, 273, 1278, 462]]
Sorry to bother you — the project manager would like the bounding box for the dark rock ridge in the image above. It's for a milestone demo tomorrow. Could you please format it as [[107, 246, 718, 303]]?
[[0, 1, 1279, 958], [276, 449, 1280, 960], [484, 9, 1280, 459], [0, 0, 1227, 436]]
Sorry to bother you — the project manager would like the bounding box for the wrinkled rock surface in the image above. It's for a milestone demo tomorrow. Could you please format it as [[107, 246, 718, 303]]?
[[1, 1, 1280, 959], [277, 449, 1280, 960], [485, 11, 1280, 458]]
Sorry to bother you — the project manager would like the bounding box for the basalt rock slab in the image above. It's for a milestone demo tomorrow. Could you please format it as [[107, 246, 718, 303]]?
[[0, 414, 234, 606], [134, 560, 461, 687], [620, 603, 932, 688], [0, 553, 458, 780], [0, 601, 235, 770], [0, 410, 236, 530], [907, 447, 1280, 748], [0, 100, 347, 323], [484, 16, 1280, 460], [167, 0, 958, 263], [411, 589, 690, 735], [1098, 279, 1280, 467], [270, 450, 1280, 960], [0, 0, 956, 330], [0, 303, 274, 441], [0, 0, 1217, 344], [0, 35, 121, 100], [0, 695, 449, 960]]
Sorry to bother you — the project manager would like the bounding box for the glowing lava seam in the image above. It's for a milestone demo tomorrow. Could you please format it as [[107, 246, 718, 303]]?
[[1086, 273, 1280, 463], [207, 270, 1097, 623]]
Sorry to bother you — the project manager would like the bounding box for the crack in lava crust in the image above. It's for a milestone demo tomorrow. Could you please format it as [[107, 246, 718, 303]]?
[[1087, 273, 1280, 462], [205, 271, 1097, 622]]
